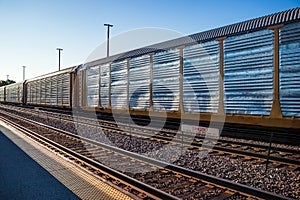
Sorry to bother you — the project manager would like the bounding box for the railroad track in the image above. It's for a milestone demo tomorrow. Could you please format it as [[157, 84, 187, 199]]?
[[0, 107, 292, 200], [2, 104, 299, 170]]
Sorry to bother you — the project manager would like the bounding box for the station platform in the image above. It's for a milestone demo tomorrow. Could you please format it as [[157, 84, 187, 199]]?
[[0, 122, 133, 200]]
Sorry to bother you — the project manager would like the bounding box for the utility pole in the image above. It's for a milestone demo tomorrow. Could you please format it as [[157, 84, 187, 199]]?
[[56, 48, 63, 71], [104, 23, 113, 57], [22, 66, 26, 80]]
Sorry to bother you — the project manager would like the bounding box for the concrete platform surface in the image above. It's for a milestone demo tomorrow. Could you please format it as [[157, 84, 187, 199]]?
[[0, 126, 80, 200]]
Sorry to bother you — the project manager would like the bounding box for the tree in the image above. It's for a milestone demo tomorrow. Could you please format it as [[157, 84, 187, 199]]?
[[0, 79, 16, 87]]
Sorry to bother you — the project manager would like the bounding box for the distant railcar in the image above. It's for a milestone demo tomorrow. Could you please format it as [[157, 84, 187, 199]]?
[[26, 67, 76, 108], [5, 82, 25, 104], [0, 86, 5, 102]]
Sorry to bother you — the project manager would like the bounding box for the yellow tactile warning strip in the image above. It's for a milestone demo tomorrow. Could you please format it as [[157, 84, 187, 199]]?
[[0, 122, 134, 200]]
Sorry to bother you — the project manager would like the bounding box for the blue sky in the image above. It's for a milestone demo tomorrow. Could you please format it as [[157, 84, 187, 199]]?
[[0, 0, 299, 82]]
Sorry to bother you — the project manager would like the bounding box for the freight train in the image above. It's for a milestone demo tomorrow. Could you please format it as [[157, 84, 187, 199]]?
[[0, 8, 299, 129]]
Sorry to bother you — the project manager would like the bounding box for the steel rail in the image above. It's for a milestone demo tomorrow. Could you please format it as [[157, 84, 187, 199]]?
[[0, 111, 291, 200], [0, 115, 179, 200]]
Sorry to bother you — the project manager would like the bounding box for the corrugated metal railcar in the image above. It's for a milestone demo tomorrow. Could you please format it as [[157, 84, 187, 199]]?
[[77, 8, 300, 129], [26, 67, 76, 108], [5, 82, 24, 104], [0, 86, 6, 102]]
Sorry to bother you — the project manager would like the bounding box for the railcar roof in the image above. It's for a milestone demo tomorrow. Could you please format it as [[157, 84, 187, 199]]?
[[26, 66, 76, 83], [4, 81, 24, 88]]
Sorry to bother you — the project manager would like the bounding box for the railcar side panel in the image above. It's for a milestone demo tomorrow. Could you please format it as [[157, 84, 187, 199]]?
[[40, 78, 46, 104], [86, 65, 100, 107], [5, 82, 23, 103], [0, 86, 5, 102], [62, 73, 70, 106], [36, 79, 41, 104], [50, 76, 58, 106], [129, 55, 150, 110], [19, 83, 23, 103], [111, 60, 128, 108], [45, 77, 51, 104], [224, 30, 274, 115], [28, 81, 34, 104], [279, 22, 300, 117], [100, 64, 110, 108], [57, 74, 63, 106], [7, 85, 13, 102], [27, 82, 31, 103], [6, 85, 12, 102], [33, 81, 38, 104], [26, 69, 73, 108], [153, 49, 180, 111], [183, 41, 219, 113]]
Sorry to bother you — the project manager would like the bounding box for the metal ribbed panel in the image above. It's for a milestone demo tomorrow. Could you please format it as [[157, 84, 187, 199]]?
[[100, 64, 110, 108], [33, 82, 37, 104], [0, 87, 5, 102], [23, 66, 75, 106], [183, 41, 219, 113], [45, 77, 51, 104], [280, 22, 300, 117], [51, 76, 57, 106], [111, 60, 128, 108], [31, 82, 37, 104], [224, 30, 274, 115], [129, 55, 150, 110], [57, 76, 62, 106], [19, 83, 23, 103], [32, 82, 37, 104], [35, 80, 41, 104], [35, 80, 40, 104], [27, 83, 32, 103], [30, 82, 34, 104], [62, 73, 70, 106], [153, 49, 180, 111], [10, 84, 17, 103], [13, 85, 19, 102], [39, 79, 43, 104], [6, 83, 22, 103], [11, 85, 17, 102], [57, 75, 63, 106], [4, 86, 10, 102], [86, 66, 99, 107], [40, 78, 46, 104]]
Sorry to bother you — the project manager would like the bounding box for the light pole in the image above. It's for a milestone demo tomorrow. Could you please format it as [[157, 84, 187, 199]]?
[[56, 48, 63, 71], [22, 66, 26, 80], [104, 23, 113, 57]]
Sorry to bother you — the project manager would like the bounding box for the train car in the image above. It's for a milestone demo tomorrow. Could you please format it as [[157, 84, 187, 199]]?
[[0, 86, 6, 103], [5, 82, 25, 104], [77, 8, 300, 129], [26, 67, 76, 108]]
